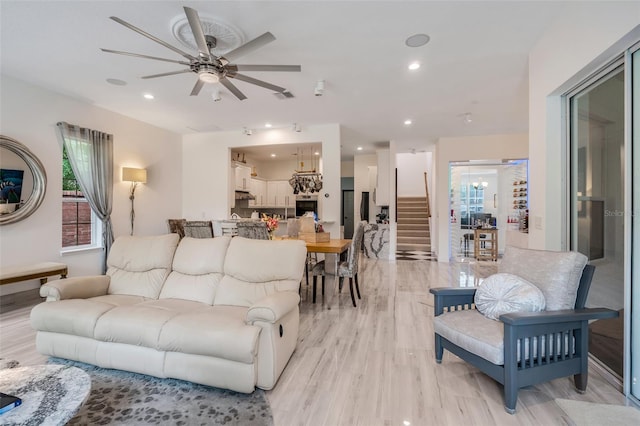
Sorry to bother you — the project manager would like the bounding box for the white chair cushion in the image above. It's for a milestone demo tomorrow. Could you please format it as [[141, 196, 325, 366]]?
[[474, 273, 546, 320], [434, 309, 570, 365], [499, 246, 587, 310]]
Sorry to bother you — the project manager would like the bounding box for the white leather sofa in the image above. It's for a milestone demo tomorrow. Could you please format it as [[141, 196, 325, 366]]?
[[30, 234, 307, 393]]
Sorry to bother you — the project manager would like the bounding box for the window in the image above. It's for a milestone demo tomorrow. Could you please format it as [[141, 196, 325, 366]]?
[[62, 145, 98, 248]]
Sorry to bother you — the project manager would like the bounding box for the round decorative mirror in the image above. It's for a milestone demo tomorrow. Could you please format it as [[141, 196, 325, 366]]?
[[0, 135, 47, 225]]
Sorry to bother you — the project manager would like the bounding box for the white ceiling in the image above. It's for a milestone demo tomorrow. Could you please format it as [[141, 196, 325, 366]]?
[[1, 1, 580, 160]]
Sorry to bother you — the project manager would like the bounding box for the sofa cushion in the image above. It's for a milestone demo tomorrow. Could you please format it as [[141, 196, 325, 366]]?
[[215, 237, 306, 307], [107, 234, 180, 299], [474, 273, 546, 320], [30, 299, 118, 339], [158, 305, 259, 364], [93, 299, 211, 348], [499, 246, 587, 310], [159, 237, 231, 304]]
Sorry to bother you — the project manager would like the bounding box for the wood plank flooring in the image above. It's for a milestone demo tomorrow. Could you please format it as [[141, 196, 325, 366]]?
[[0, 258, 630, 425]]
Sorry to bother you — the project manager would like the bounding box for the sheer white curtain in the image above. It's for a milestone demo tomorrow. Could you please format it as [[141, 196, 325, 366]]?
[[56, 122, 114, 273]]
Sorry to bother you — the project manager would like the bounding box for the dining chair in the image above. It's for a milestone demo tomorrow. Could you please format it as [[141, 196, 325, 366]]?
[[236, 221, 270, 240], [311, 220, 366, 307], [183, 220, 214, 238], [167, 219, 187, 239]]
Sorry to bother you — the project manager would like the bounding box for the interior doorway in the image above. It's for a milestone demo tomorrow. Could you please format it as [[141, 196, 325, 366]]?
[[342, 190, 354, 239]]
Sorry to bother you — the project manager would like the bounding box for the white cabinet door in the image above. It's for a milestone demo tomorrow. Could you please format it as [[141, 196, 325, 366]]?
[[234, 165, 251, 191], [249, 178, 267, 207], [267, 181, 280, 206]]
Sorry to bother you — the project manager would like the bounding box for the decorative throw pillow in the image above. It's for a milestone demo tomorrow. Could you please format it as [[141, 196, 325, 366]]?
[[474, 273, 546, 321]]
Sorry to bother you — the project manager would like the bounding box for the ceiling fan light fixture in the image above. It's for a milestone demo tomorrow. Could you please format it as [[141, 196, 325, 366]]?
[[198, 70, 219, 84]]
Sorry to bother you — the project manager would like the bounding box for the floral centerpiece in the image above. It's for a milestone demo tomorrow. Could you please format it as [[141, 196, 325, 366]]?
[[261, 213, 279, 239]]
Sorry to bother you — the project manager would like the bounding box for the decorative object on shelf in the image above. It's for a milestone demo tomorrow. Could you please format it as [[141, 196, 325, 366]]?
[[288, 147, 322, 194], [261, 213, 279, 239], [122, 167, 147, 235]]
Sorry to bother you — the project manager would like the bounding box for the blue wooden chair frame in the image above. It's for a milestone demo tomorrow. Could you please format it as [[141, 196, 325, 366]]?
[[430, 264, 618, 413]]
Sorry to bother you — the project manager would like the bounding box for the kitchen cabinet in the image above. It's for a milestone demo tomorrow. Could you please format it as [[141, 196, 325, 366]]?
[[234, 164, 251, 191], [267, 180, 295, 207], [249, 178, 267, 207]]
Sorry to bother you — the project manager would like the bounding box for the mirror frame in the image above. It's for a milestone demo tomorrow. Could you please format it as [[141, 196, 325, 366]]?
[[0, 135, 47, 225]]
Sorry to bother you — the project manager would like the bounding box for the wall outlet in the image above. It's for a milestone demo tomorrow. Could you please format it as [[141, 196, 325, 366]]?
[[534, 216, 542, 230]]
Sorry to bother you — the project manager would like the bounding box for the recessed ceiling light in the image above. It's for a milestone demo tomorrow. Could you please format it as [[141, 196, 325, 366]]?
[[143, 93, 154, 100], [265, 123, 272, 128], [405, 33, 430, 47], [270, 153, 276, 157], [314, 151, 320, 156], [404, 119, 412, 125], [357, 146, 363, 151], [106, 78, 127, 86], [408, 62, 420, 71]]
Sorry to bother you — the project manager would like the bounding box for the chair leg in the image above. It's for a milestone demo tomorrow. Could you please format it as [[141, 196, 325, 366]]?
[[348, 277, 357, 307], [435, 334, 444, 364], [354, 273, 361, 299], [574, 373, 588, 393], [312, 276, 317, 304], [338, 277, 344, 293], [321, 275, 325, 296]]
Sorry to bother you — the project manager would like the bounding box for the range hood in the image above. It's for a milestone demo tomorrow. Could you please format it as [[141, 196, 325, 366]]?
[[235, 190, 256, 200]]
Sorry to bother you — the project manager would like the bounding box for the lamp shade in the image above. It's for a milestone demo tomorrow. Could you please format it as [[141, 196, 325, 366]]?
[[122, 167, 147, 183]]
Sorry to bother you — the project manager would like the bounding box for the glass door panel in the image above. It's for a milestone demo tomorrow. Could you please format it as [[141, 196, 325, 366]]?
[[631, 48, 640, 400], [569, 66, 625, 378]]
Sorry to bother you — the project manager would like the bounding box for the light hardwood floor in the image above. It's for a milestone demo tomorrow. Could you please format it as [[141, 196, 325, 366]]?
[[0, 258, 630, 426]]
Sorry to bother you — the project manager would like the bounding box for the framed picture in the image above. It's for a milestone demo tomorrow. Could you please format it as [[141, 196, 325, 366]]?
[[0, 168, 24, 203]]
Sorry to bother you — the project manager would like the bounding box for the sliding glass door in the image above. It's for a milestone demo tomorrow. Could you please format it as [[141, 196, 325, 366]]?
[[631, 47, 640, 401], [569, 65, 625, 378]]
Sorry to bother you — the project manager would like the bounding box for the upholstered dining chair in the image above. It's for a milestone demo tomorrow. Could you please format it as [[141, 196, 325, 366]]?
[[430, 246, 618, 414], [236, 221, 270, 240], [311, 220, 366, 307], [167, 219, 186, 239], [183, 220, 214, 238]]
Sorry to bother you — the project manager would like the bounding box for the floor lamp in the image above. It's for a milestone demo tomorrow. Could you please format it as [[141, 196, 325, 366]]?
[[122, 167, 147, 235]]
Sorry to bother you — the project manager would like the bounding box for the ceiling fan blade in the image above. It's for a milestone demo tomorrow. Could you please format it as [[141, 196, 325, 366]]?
[[100, 49, 191, 65], [232, 65, 301, 72], [183, 7, 211, 62], [190, 79, 205, 96], [230, 73, 286, 93], [109, 16, 196, 61], [221, 32, 276, 63], [220, 78, 247, 100], [141, 69, 193, 79]]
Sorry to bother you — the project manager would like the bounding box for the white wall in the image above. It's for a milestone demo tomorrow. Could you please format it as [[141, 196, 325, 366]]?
[[0, 76, 182, 295], [528, 4, 640, 250], [353, 154, 376, 224], [182, 124, 341, 237], [396, 152, 433, 197], [435, 133, 528, 262]]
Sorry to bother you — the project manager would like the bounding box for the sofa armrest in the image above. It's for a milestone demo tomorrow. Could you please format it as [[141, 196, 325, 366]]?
[[40, 275, 110, 301], [500, 308, 619, 325], [247, 292, 300, 324], [429, 287, 477, 316]]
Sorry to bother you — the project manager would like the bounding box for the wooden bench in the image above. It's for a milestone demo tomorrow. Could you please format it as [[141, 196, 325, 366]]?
[[0, 262, 68, 286]]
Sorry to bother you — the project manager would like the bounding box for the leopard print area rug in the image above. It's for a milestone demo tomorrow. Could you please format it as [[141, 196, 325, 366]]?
[[48, 358, 274, 426]]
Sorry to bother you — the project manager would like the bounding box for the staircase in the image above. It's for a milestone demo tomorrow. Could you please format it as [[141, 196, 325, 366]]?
[[396, 197, 431, 252]]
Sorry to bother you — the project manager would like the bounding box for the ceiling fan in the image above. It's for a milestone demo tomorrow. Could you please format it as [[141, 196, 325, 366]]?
[[101, 6, 301, 100]]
